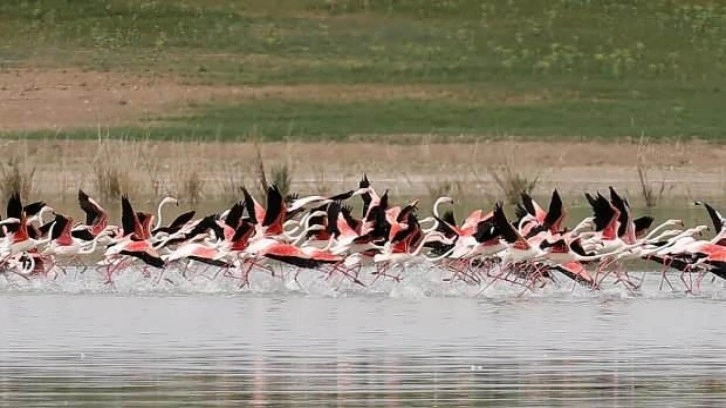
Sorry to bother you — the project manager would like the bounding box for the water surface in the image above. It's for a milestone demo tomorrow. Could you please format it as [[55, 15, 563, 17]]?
[[1, 275, 726, 407]]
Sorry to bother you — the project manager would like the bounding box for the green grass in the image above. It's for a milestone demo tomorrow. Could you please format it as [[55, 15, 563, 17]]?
[[1, 0, 726, 140]]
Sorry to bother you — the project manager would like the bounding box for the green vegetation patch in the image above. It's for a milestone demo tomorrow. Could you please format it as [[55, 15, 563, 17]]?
[[9, 86, 724, 141], [1, 0, 725, 140]]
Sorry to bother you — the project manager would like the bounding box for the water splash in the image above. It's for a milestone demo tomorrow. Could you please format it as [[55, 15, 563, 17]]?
[[1, 265, 725, 299]]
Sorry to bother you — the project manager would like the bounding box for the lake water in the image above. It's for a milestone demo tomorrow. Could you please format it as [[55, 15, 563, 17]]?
[[1, 268, 726, 407]]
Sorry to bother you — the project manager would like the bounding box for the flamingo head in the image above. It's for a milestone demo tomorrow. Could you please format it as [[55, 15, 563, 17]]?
[[437, 196, 455, 206], [306, 224, 325, 233], [308, 210, 328, 219], [669, 219, 685, 228], [419, 216, 436, 226], [694, 225, 709, 236], [162, 196, 179, 207], [352, 187, 372, 197]]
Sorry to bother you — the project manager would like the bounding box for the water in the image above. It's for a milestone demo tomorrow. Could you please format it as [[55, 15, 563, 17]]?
[[2, 269, 726, 406]]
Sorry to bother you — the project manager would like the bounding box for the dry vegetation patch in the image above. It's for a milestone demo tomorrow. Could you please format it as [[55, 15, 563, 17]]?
[[2, 138, 723, 206]]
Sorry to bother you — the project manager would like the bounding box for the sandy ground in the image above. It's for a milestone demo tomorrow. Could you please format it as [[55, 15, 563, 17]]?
[[1, 68, 724, 205]]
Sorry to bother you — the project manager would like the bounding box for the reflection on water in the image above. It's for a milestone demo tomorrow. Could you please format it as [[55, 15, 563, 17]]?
[[1, 295, 726, 406]]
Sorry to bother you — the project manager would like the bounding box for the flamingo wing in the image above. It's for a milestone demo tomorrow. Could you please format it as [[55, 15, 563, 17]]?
[[263, 243, 322, 269], [241, 187, 265, 225], [71, 228, 95, 241], [521, 192, 546, 223], [492, 202, 529, 249], [231, 220, 255, 250], [50, 214, 71, 243], [473, 219, 499, 243], [460, 210, 485, 236], [121, 195, 140, 238], [24, 201, 46, 217], [7, 192, 22, 220], [339, 205, 361, 235], [695, 201, 724, 232], [543, 189, 565, 232], [555, 261, 595, 287], [168, 210, 196, 230], [609, 186, 630, 238], [396, 201, 418, 223], [78, 189, 105, 225], [225, 201, 245, 229], [327, 201, 342, 239], [587, 192, 614, 232], [121, 250, 165, 268], [359, 174, 372, 218], [633, 216, 654, 238], [262, 185, 285, 234]]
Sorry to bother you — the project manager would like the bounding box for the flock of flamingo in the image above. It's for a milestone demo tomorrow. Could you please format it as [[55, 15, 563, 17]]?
[[1, 174, 725, 294]]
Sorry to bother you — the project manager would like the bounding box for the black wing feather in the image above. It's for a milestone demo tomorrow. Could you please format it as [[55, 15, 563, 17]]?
[[121, 195, 136, 238], [359, 174, 372, 218], [78, 189, 101, 225], [543, 189, 563, 229], [7, 192, 22, 219], [168, 210, 196, 230], [633, 216, 655, 235], [609, 186, 629, 238], [241, 187, 257, 225], [225, 202, 245, 229], [696, 201, 723, 232], [23, 201, 45, 217], [327, 201, 342, 238], [262, 185, 282, 227], [492, 202, 518, 244]]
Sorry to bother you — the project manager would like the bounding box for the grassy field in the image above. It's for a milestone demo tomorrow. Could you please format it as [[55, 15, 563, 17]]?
[[1, 0, 726, 141]]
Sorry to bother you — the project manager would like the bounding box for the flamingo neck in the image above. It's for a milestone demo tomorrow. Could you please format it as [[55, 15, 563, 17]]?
[[155, 200, 167, 231], [432, 197, 447, 219], [37, 221, 57, 247], [411, 232, 447, 257], [642, 221, 674, 241], [710, 225, 726, 244]]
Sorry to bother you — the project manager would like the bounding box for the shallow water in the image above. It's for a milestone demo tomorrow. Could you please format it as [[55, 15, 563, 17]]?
[[2, 267, 726, 406]]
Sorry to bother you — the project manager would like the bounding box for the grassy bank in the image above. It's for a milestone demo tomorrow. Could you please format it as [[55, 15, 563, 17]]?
[[1, 0, 725, 140]]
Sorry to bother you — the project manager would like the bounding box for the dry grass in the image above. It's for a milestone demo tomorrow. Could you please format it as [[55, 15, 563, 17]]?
[[635, 135, 667, 208], [138, 144, 164, 198], [92, 138, 139, 200], [270, 163, 293, 198], [309, 164, 332, 196], [636, 165, 666, 208], [0, 138, 723, 206], [251, 139, 269, 199], [489, 163, 540, 205], [0, 156, 36, 203], [425, 178, 463, 200], [182, 169, 204, 205]]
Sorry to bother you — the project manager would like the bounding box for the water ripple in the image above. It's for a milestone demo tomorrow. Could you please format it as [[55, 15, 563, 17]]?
[[1, 270, 726, 406]]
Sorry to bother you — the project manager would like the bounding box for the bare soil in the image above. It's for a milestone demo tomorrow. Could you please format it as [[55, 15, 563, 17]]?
[[0, 68, 483, 132]]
